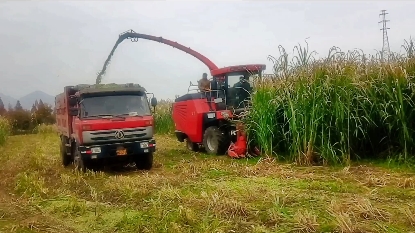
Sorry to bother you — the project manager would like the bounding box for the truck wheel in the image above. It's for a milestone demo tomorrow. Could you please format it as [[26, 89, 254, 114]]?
[[203, 126, 229, 155], [74, 150, 88, 172], [60, 138, 71, 167], [186, 138, 199, 152], [135, 152, 153, 170]]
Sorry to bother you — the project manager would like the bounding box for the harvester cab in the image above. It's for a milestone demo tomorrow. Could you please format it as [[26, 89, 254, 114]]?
[[184, 65, 264, 113], [212, 65, 265, 112]]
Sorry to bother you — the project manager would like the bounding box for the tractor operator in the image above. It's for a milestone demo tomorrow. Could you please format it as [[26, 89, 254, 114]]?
[[233, 76, 252, 108], [198, 72, 213, 111], [198, 73, 211, 92]]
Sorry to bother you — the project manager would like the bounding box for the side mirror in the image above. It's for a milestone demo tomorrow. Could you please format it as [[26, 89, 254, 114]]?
[[68, 96, 77, 107], [150, 97, 158, 107], [69, 107, 78, 116]]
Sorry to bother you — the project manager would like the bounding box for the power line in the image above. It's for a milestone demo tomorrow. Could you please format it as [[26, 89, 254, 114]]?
[[379, 9, 390, 61]]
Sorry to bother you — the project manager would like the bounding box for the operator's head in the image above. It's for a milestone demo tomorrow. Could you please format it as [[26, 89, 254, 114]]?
[[202, 73, 208, 80], [239, 76, 246, 83]]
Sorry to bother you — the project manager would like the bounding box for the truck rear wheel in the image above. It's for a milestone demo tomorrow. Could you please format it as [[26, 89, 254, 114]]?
[[60, 138, 72, 167], [135, 152, 153, 170], [203, 126, 229, 155], [186, 138, 199, 152]]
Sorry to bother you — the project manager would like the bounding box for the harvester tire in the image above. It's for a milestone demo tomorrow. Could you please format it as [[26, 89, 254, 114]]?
[[60, 138, 71, 167], [186, 139, 199, 152], [203, 126, 229, 155], [135, 152, 153, 170]]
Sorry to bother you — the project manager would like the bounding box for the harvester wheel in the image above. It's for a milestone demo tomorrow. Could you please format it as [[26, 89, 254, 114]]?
[[203, 126, 229, 155], [186, 139, 199, 152], [60, 138, 72, 167], [135, 152, 153, 170]]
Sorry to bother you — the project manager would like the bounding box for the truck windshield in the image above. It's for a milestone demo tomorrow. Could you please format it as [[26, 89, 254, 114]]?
[[81, 95, 151, 118]]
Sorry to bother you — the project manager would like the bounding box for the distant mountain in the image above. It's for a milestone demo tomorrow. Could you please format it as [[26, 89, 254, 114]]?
[[19, 91, 55, 110], [0, 91, 54, 110], [0, 93, 17, 109]]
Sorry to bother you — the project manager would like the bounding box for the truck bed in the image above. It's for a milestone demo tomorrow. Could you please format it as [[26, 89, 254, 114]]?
[[55, 90, 72, 137]]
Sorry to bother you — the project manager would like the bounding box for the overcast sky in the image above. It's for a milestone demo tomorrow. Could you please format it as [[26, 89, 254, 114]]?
[[0, 1, 414, 100]]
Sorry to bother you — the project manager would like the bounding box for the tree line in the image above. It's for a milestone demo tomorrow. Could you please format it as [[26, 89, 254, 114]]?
[[0, 97, 55, 134]]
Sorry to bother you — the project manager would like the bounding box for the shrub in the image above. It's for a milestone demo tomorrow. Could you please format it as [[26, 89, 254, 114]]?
[[3, 99, 56, 135], [33, 124, 57, 134], [7, 109, 33, 134]]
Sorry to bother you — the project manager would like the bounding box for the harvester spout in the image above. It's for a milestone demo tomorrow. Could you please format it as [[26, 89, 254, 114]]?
[[96, 29, 218, 84]]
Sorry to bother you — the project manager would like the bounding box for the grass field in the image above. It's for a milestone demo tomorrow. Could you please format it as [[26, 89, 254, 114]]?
[[1, 132, 415, 233]]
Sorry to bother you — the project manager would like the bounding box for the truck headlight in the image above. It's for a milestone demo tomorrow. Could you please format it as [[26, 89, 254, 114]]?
[[91, 147, 101, 153], [140, 142, 149, 148], [207, 113, 216, 119]]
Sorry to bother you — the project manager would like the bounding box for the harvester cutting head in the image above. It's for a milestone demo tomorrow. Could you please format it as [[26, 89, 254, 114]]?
[[172, 64, 265, 158]]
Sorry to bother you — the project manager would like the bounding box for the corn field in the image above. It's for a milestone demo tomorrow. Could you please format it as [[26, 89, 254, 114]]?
[[246, 37, 415, 165]]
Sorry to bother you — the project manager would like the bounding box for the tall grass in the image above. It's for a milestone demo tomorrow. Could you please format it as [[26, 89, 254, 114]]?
[[0, 117, 11, 145], [247, 37, 415, 165], [153, 100, 174, 134]]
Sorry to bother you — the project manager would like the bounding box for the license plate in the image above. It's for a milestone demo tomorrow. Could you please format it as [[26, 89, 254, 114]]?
[[116, 148, 127, 156]]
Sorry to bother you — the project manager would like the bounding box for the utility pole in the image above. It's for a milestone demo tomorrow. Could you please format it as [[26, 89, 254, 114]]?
[[379, 10, 391, 62]]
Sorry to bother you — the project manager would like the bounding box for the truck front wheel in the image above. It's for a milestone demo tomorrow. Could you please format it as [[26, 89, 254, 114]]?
[[74, 150, 89, 172], [134, 152, 153, 170]]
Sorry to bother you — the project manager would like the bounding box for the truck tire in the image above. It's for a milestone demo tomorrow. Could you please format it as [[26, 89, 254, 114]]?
[[203, 126, 229, 155], [135, 152, 153, 170], [60, 138, 71, 167], [74, 150, 88, 172], [186, 138, 199, 152]]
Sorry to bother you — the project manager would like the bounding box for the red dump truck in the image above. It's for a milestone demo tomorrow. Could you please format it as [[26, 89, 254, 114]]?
[[55, 83, 158, 172]]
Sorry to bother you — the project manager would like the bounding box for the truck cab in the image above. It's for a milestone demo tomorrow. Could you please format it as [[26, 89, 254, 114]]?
[[55, 83, 158, 172]]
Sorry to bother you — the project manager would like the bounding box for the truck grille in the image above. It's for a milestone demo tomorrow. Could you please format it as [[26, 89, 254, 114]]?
[[82, 126, 152, 144]]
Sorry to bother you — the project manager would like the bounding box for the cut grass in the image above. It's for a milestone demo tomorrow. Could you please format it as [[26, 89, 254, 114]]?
[[0, 133, 415, 232]]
